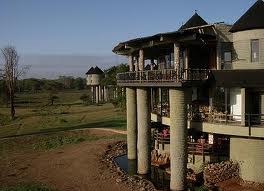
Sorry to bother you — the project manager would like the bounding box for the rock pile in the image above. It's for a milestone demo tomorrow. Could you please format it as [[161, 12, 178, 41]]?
[[204, 161, 239, 187], [100, 141, 157, 191]]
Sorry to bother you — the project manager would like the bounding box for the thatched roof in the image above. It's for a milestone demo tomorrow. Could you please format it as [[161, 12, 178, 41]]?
[[86, 67, 94, 75], [93, 66, 104, 74], [86, 66, 104, 75], [112, 13, 215, 56], [230, 0, 264, 32], [179, 13, 208, 31]]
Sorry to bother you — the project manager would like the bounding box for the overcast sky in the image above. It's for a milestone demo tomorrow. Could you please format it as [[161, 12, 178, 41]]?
[[0, 0, 257, 79]]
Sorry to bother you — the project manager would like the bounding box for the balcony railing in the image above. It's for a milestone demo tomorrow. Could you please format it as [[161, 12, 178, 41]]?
[[190, 112, 264, 126], [117, 69, 210, 83], [153, 131, 229, 156]]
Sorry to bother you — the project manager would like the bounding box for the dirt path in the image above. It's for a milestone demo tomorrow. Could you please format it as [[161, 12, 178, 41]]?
[[90, 128, 127, 135], [0, 130, 129, 191]]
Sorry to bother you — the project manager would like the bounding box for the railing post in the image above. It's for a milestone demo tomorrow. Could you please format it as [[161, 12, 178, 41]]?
[[248, 113, 251, 136]]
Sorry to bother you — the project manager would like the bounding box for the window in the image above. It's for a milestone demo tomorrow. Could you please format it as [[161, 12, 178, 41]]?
[[251, 39, 259, 62], [224, 52, 232, 62]]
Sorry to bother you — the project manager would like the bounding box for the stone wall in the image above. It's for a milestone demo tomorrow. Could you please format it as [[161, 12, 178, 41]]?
[[204, 161, 239, 187]]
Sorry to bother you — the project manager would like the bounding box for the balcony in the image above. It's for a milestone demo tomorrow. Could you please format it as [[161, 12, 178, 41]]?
[[116, 69, 210, 87]]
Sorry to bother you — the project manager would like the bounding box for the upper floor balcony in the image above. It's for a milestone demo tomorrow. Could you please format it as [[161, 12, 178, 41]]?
[[117, 68, 210, 87]]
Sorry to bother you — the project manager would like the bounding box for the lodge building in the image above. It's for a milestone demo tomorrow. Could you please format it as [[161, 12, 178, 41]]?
[[113, 1, 264, 190]]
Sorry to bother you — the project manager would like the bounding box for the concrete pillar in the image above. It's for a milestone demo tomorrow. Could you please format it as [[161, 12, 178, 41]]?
[[138, 49, 144, 71], [93, 86, 96, 103], [128, 55, 133, 72], [96, 86, 99, 103], [104, 86, 108, 102], [137, 88, 151, 175], [174, 43, 180, 80], [99, 85, 102, 102], [134, 57, 139, 72], [241, 88, 246, 126], [126, 88, 137, 160], [91, 86, 94, 103], [261, 94, 264, 120], [169, 88, 187, 191]]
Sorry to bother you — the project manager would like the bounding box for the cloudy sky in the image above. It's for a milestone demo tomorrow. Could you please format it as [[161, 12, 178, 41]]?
[[0, 0, 257, 79]]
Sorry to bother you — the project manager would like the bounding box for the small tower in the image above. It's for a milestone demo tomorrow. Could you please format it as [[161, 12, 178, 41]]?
[[86, 66, 105, 103]]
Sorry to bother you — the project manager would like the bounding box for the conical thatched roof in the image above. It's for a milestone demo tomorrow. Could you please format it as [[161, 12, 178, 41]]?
[[179, 13, 208, 31], [86, 67, 95, 75], [86, 66, 104, 75], [93, 66, 104, 74]]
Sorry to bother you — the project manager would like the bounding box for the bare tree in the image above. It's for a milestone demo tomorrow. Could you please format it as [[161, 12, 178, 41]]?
[[1, 46, 28, 119]]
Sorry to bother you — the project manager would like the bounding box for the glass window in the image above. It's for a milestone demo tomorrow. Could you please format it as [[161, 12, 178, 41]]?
[[224, 52, 232, 62], [251, 39, 259, 62]]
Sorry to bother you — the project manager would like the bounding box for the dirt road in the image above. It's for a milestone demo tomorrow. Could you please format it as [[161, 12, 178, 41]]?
[[0, 129, 129, 191]]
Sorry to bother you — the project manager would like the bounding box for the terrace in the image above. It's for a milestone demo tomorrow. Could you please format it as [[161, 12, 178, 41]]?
[[117, 68, 210, 87]]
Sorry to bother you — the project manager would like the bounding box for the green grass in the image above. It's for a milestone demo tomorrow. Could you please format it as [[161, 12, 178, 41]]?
[[0, 130, 126, 156], [0, 183, 56, 191], [32, 134, 126, 150], [0, 91, 126, 138]]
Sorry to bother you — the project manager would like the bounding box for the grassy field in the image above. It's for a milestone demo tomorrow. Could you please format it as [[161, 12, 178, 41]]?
[[0, 90, 126, 138]]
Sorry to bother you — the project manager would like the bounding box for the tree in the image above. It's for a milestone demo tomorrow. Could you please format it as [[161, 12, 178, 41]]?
[[48, 93, 59, 105], [1, 46, 22, 119], [100, 63, 129, 86], [80, 93, 90, 105], [1, 46, 29, 118], [74, 77, 86, 90]]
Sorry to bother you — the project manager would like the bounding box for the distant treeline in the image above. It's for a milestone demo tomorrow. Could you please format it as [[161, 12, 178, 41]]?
[[16, 76, 87, 92], [0, 63, 129, 104]]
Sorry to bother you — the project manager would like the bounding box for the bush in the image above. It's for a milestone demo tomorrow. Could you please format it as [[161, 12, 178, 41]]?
[[79, 94, 91, 105], [111, 95, 126, 111]]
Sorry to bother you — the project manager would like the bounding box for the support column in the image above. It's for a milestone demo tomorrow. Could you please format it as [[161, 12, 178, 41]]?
[[134, 57, 139, 72], [137, 88, 151, 175], [126, 88, 137, 160], [96, 86, 99, 103], [261, 94, 264, 120], [174, 43, 180, 80], [99, 85, 102, 102], [104, 86, 108, 102], [93, 86, 96, 103], [139, 49, 144, 71], [128, 55, 133, 71], [241, 88, 246, 126], [169, 88, 187, 191], [91, 86, 94, 103]]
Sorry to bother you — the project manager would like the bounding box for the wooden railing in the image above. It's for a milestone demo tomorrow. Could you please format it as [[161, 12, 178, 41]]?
[[153, 131, 228, 157], [117, 69, 210, 83], [190, 112, 264, 126]]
